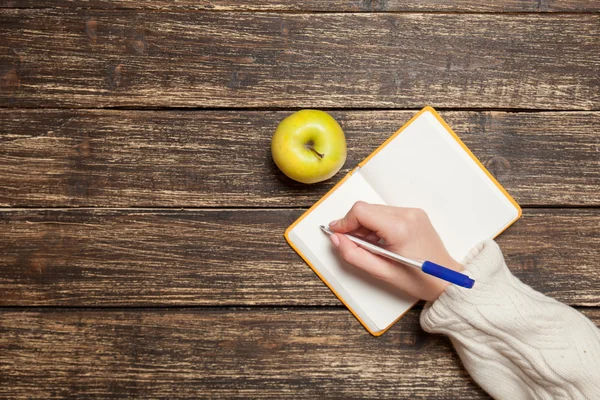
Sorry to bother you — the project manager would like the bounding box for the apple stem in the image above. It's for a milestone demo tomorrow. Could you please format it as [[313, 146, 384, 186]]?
[[306, 142, 324, 159]]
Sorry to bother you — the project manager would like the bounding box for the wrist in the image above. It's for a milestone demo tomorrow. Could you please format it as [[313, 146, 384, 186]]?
[[450, 259, 464, 272]]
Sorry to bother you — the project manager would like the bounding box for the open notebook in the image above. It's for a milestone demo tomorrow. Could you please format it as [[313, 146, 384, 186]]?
[[285, 106, 521, 336]]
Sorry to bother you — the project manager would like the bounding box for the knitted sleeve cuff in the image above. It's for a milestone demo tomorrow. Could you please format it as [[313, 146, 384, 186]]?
[[420, 239, 531, 335], [419, 240, 600, 399]]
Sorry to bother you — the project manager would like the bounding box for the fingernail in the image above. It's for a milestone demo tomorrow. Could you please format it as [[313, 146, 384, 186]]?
[[330, 234, 340, 248], [329, 219, 339, 227]]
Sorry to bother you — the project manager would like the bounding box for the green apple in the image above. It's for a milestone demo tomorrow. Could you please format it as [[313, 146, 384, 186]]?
[[271, 110, 347, 184]]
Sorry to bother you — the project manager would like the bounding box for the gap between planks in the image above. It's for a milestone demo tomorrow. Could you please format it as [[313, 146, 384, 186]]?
[[0, 305, 596, 312], [1, 107, 600, 112], [0, 7, 599, 14], [1, 206, 599, 211]]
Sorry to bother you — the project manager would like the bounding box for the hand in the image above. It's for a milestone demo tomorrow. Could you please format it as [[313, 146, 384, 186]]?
[[328, 201, 463, 301]]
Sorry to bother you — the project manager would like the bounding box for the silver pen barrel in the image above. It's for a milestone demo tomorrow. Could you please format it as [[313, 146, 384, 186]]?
[[319, 225, 423, 269]]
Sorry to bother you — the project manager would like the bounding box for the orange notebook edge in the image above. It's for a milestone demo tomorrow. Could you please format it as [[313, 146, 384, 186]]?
[[423, 106, 522, 224], [284, 105, 521, 336], [284, 171, 390, 336]]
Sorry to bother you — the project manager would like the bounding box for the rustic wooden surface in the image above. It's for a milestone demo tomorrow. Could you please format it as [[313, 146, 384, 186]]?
[[0, 1, 599, 399], [2, 0, 600, 12], [1, 11, 599, 109], [0, 307, 598, 399], [0, 208, 598, 307], [1, 110, 599, 207], [0, 308, 488, 399]]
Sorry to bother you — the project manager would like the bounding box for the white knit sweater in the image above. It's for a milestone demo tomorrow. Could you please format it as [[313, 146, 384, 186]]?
[[420, 240, 600, 399]]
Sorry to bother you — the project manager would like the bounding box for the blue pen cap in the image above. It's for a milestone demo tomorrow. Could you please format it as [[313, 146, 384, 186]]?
[[422, 261, 474, 289]]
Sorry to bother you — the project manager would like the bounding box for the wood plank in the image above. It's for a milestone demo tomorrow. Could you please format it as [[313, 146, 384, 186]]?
[[0, 307, 597, 399], [1, 11, 598, 109], [0, 208, 598, 307], [1, 110, 598, 207], [0, 308, 483, 399], [1, 0, 599, 12]]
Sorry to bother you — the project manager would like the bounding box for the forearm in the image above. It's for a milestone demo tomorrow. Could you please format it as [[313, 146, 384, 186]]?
[[421, 241, 600, 399]]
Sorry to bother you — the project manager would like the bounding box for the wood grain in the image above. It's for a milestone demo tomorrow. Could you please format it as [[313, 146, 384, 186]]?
[[1, 11, 598, 109], [0, 208, 598, 307], [0, 4, 598, 398], [0, 307, 597, 399], [0, 308, 538, 398], [1, 110, 598, 207], [1, 0, 599, 12]]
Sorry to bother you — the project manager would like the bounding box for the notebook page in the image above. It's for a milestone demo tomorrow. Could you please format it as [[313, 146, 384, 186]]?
[[288, 171, 417, 331], [360, 110, 519, 261]]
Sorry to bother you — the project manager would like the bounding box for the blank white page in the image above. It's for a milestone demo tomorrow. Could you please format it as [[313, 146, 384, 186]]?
[[360, 110, 520, 261], [288, 172, 417, 331]]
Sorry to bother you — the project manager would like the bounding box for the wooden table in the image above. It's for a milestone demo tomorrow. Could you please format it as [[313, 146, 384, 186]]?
[[1, 1, 599, 398]]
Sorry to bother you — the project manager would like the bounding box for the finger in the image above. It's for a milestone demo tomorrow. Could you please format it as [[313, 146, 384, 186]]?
[[364, 232, 381, 242], [334, 234, 436, 300], [350, 230, 381, 243], [349, 227, 381, 243], [334, 233, 398, 282], [329, 201, 390, 234], [350, 226, 373, 238]]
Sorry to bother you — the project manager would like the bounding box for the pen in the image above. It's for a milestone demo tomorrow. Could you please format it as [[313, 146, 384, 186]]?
[[320, 225, 474, 289]]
